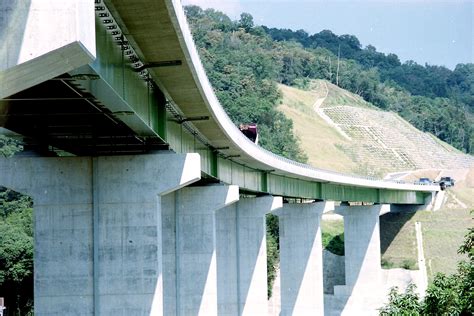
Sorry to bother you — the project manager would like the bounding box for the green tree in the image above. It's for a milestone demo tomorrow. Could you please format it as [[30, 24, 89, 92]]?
[[266, 214, 279, 298], [0, 135, 33, 315], [185, 7, 307, 162], [0, 135, 22, 158], [238, 12, 254, 32], [0, 201, 34, 316], [379, 283, 422, 316]]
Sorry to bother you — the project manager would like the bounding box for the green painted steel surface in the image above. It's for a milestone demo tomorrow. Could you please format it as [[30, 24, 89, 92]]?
[[88, 18, 431, 205], [92, 18, 164, 136]]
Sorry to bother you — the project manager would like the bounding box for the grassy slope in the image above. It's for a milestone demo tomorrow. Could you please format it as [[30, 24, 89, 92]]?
[[277, 83, 357, 173], [322, 205, 472, 276], [279, 79, 474, 275], [321, 80, 375, 109], [414, 208, 472, 279], [380, 207, 472, 277], [380, 212, 418, 270], [452, 168, 474, 207], [321, 219, 345, 256], [279, 79, 473, 176]]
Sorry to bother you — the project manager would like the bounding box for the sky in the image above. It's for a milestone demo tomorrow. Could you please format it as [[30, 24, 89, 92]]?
[[181, 0, 473, 69]]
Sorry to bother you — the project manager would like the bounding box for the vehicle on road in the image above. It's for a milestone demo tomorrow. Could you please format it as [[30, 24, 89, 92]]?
[[439, 181, 446, 190], [418, 178, 432, 185], [439, 177, 455, 188], [239, 123, 259, 144]]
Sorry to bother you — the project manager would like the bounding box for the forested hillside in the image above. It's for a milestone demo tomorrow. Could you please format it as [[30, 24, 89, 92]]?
[[184, 7, 473, 298], [184, 5, 473, 155]]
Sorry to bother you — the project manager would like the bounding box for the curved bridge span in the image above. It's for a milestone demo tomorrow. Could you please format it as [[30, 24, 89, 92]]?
[[102, 0, 439, 203], [0, 1, 438, 315], [0, 0, 438, 203]]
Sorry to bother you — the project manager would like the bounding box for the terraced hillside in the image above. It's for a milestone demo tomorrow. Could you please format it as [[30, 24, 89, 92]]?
[[271, 80, 474, 315], [278, 80, 474, 177]]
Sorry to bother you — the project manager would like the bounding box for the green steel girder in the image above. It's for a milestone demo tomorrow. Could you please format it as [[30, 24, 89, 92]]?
[[91, 17, 166, 138], [87, 17, 431, 205]]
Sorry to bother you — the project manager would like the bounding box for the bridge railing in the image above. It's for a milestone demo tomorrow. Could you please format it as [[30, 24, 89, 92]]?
[[167, 1, 439, 192]]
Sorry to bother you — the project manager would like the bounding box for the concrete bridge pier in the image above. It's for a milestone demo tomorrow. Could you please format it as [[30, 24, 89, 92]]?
[[332, 204, 389, 315], [161, 184, 239, 316], [216, 196, 282, 316], [0, 153, 201, 316], [275, 202, 328, 316]]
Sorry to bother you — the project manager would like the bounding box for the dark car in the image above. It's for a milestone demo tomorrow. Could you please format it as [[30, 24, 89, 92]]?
[[439, 181, 446, 190], [439, 177, 455, 188]]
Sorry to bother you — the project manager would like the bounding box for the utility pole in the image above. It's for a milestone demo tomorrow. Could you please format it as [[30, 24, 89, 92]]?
[[328, 56, 332, 81], [336, 44, 341, 86]]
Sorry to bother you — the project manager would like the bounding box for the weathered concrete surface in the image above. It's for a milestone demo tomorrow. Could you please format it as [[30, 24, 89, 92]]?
[[275, 202, 326, 316], [161, 193, 178, 316], [161, 185, 239, 316], [325, 266, 426, 316], [0, 0, 96, 98], [216, 196, 282, 316], [323, 250, 345, 294], [270, 249, 345, 316], [335, 204, 388, 293], [0, 153, 200, 315]]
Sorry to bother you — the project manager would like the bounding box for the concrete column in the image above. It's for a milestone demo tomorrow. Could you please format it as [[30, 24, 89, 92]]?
[[94, 154, 201, 316], [0, 153, 201, 316], [335, 204, 389, 294], [161, 185, 239, 316], [275, 202, 327, 316], [216, 196, 282, 316]]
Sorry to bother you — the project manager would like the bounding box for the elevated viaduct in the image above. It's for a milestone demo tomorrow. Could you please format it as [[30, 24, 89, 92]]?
[[0, 0, 439, 315]]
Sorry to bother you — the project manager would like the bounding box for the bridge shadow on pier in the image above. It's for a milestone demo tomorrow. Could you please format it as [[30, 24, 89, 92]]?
[[380, 208, 417, 266]]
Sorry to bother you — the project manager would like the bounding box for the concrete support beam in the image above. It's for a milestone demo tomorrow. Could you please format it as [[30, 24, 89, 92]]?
[[216, 196, 282, 316], [275, 202, 327, 316], [0, 0, 96, 98], [335, 204, 389, 294], [0, 153, 201, 316], [161, 185, 239, 316]]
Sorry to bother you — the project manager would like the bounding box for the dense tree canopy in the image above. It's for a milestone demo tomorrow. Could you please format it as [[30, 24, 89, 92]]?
[[0, 135, 23, 158], [0, 137, 33, 315], [266, 26, 474, 153], [0, 190, 34, 315], [186, 7, 473, 154], [185, 5, 308, 162]]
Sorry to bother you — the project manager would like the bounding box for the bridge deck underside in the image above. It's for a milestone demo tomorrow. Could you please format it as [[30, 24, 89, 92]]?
[[0, 76, 168, 156], [0, 0, 437, 204]]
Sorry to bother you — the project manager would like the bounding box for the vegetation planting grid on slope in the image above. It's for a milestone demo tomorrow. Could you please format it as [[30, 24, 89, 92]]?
[[322, 105, 474, 170], [100, 0, 439, 199]]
